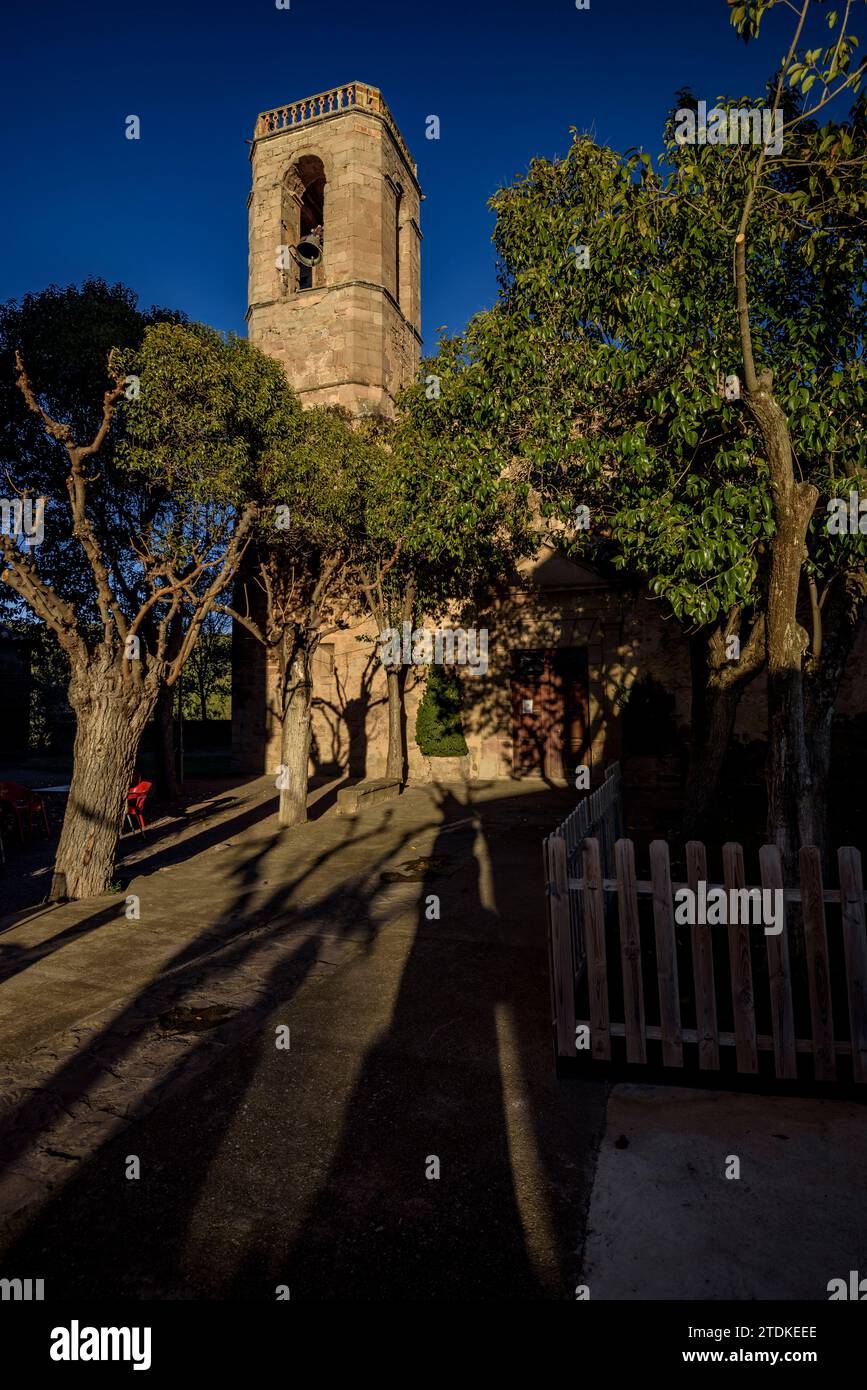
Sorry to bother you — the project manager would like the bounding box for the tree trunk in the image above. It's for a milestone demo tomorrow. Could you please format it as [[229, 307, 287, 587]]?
[[745, 387, 818, 873], [683, 621, 764, 841], [764, 520, 817, 870], [278, 647, 312, 828], [385, 665, 405, 782], [684, 681, 742, 840], [50, 679, 152, 901], [153, 680, 182, 804]]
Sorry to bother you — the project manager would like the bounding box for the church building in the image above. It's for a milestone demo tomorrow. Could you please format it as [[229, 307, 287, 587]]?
[[231, 83, 847, 791]]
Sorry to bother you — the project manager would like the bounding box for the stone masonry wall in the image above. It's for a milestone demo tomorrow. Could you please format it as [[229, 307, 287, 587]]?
[[247, 97, 421, 418]]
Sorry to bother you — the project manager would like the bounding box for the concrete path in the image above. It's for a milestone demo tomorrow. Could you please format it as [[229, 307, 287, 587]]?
[[2, 777, 865, 1300], [0, 777, 607, 1299], [581, 1083, 867, 1301]]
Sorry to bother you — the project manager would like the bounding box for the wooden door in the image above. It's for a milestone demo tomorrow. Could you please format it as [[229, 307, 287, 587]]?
[[510, 648, 562, 777], [511, 647, 589, 779]]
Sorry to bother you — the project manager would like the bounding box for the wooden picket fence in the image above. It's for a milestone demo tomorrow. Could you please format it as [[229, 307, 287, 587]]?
[[551, 760, 623, 880], [543, 829, 867, 1087], [542, 762, 622, 1057]]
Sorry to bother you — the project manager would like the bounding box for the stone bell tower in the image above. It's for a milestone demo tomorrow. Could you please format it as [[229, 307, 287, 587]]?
[[232, 84, 422, 776], [246, 81, 422, 416]]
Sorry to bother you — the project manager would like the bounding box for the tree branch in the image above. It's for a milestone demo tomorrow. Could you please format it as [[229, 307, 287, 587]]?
[[733, 0, 811, 392], [808, 574, 823, 664], [0, 537, 85, 658], [16, 350, 128, 646], [164, 502, 258, 685]]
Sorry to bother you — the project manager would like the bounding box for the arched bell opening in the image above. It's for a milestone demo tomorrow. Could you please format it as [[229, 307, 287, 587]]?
[[280, 155, 326, 294]]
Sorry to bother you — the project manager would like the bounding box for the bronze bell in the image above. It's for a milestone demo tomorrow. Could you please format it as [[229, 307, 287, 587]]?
[[296, 228, 323, 267]]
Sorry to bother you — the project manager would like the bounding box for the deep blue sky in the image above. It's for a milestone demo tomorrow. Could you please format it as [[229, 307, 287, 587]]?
[[0, 0, 829, 350]]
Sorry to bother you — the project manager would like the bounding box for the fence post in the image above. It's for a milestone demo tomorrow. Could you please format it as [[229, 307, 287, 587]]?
[[612, 762, 623, 843], [650, 839, 683, 1067], [723, 842, 758, 1075], [615, 837, 646, 1064], [599, 805, 610, 879], [546, 834, 576, 1059], [582, 836, 611, 1060], [800, 845, 836, 1081], [838, 846, 867, 1084], [686, 841, 720, 1070], [759, 845, 797, 1080]]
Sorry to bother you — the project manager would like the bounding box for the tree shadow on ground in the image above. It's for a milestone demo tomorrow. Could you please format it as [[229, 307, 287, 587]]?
[[0, 782, 607, 1299], [0, 900, 127, 986], [231, 784, 606, 1299], [0, 787, 268, 918], [0, 803, 418, 1164]]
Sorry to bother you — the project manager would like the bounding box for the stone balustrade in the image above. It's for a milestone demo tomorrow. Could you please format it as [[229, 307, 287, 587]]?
[[254, 82, 416, 174]]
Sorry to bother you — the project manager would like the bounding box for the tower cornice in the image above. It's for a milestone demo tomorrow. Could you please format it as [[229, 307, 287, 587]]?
[[253, 82, 419, 193]]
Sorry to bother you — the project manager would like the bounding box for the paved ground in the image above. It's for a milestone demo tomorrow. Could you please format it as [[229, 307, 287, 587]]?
[[1, 774, 865, 1301], [582, 1084, 867, 1301], [0, 776, 608, 1299]]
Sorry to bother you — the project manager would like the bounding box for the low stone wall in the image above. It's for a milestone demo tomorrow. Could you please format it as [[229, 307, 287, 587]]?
[[407, 751, 472, 784]]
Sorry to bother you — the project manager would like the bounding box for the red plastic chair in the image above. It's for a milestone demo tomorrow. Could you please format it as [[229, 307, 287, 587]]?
[[125, 780, 152, 837], [0, 782, 50, 842]]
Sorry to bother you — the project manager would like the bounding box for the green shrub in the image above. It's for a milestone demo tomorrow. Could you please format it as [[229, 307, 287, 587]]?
[[415, 665, 468, 757]]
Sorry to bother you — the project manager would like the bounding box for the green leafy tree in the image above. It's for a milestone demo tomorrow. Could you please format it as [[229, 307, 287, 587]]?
[[26, 626, 73, 750], [420, 14, 865, 852], [415, 665, 469, 757], [0, 279, 187, 806], [179, 613, 232, 720], [1, 319, 289, 898], [0, 279, 184, 632], [424, 136, 772, 829], [726, 0, 867, 864], [224, 405, 371, 827], [348, 367, 534, 782]]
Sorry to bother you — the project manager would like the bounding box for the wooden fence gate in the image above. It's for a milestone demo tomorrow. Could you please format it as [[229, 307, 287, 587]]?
[[543, 820, 867, 1087]]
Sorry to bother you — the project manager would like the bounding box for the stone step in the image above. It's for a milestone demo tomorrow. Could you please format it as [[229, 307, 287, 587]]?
[[336, 778, 402, 816]]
